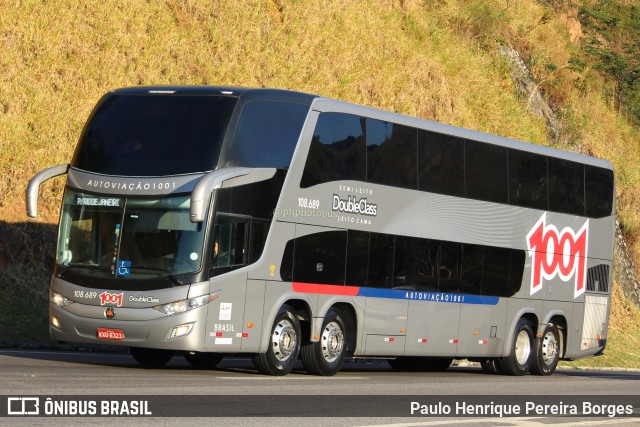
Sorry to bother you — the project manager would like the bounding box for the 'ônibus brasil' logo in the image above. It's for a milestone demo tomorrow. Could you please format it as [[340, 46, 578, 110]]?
[[526, 213, 589, 299]]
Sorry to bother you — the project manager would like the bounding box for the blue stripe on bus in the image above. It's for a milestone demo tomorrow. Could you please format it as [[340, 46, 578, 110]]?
[[362, 287, 499, 305]]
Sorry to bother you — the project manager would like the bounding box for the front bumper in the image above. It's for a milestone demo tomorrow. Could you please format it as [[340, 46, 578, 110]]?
[[49, 302, 207, 351]]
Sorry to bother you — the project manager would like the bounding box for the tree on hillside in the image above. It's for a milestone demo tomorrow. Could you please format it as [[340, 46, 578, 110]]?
[[578, 0, 640, 124]]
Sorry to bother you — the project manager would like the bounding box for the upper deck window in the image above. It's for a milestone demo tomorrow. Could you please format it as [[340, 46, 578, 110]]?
[[299, 112, 613, 219], [72, 94, 237, 176], [366, 118, 417, 189], [300, 113, 366, 188], [222, 101, 309, 169]]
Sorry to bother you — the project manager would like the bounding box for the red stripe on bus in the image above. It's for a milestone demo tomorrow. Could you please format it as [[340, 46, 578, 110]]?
[[292, 282, 360, 296]]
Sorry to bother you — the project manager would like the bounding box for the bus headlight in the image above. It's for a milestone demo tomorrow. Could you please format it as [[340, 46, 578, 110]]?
[[51, 291, 75, 307], [152, 290, 220, 316]]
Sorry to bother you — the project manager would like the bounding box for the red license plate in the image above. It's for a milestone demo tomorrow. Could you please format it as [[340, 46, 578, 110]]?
[[97, 328, 125, 340]]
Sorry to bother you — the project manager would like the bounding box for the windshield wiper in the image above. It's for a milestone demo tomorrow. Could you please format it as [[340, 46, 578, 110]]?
[[127, 266, 183, 286]]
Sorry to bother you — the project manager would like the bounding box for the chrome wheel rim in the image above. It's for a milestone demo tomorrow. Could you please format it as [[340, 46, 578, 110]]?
[[272, 318, 297, 363], [541, 331, 558, 366], [515, 329, 531, 366], [320, 321, 344, 363]]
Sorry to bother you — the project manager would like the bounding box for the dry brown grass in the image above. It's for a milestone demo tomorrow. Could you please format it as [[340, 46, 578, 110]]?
[[1, 0, 550, 222]]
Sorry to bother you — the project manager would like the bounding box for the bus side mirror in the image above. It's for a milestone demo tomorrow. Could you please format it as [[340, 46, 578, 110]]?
[[189, 167, 251, 223], [26, 164, 70, 218], [189, 167, 277, 223]]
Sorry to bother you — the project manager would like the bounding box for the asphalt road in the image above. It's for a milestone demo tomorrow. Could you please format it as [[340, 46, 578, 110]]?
[[1, 350, 639, 426]]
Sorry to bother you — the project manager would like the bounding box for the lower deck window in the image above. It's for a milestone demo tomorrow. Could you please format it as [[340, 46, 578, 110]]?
[[281, 229, 525, 298]]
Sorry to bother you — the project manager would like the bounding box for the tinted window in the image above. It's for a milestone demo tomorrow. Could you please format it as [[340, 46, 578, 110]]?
[[509, 149, 548, 210], [483, 246, 524, 297], [439, 241, 462, 292], [418, 130, 464, 197], [393, 236, 439, 290], [368, 233, 395, 288], [465, 141, 508, 203], [73, 94, 237, 176], [292, 230, 347, 285], [300, 113, 366, 187], [393, 236, 420, 289], [549, 158, 584, 215], [366, 119, 417, 189], [460, 244, 483, 294], [585, 166, 614, 218], [280, 239, 294, 282], [281, 229, 527, 297], [215, 169, 286, 219], [211, 215, 248, 270], [248, 218, 271, 264], [223, 101, 309, 168], [346, 230, 369, 286], [416, 238, 440, 290]]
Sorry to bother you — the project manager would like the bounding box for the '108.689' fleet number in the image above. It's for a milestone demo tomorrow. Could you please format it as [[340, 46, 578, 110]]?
[[74, 290, 98, 299], [298, 197, 320, 209]]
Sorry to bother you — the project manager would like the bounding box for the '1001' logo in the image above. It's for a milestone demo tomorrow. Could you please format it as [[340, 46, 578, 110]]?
[[526, 213, 589, 299], [99, 291, 124, 307]]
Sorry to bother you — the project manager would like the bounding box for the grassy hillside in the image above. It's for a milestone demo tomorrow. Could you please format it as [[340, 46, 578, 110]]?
[[1, 0, 639, 366]]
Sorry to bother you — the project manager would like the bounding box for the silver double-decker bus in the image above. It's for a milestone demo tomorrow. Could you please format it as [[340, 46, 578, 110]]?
[[27, 86, 615, 376]]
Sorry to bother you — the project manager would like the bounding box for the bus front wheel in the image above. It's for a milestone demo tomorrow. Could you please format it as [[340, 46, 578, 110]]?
[[301, 308, 348, 376], [498, 318, 534, 376], [530, 324, 560, 376], [184, 351, 224, 369], [252, 305, 301, 376], [130, 347, 175, 367]]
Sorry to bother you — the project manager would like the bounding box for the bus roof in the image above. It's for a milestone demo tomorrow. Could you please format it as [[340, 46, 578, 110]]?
[[109, 86, 318, 105]]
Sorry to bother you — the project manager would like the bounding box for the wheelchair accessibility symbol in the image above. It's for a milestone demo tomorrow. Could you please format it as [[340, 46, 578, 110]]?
[[118, 260, 131, 276]]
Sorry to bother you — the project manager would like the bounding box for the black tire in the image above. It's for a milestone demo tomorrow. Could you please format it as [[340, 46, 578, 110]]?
[[252, 305, 301, 376], [498, 318, 535, 376], [184, 351, 224, 369], [301, 308, 348, 376], [130, 347, 175, 367], [530, 324, 560, 376], [480, 359, 502, 375]]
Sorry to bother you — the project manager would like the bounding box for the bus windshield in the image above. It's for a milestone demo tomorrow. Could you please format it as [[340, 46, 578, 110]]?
[[57, 190, 206, 279], [71, 94, 237, 176]]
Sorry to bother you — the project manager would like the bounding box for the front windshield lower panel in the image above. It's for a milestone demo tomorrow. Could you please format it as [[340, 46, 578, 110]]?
[[57, 189, 206, 285]]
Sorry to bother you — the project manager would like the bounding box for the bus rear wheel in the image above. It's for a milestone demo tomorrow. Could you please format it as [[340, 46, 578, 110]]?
[[530, 324, 560, 376], [130, 347, 175, 367], [498, 318, 534, 376], [252, 305, 301, 376], [184, 351, 224, 369], [301, 308, 348, 376]]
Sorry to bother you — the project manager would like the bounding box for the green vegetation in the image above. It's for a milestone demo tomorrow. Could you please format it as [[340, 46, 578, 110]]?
[[578, 1, 640, 124], [0, 0, 639, 367]]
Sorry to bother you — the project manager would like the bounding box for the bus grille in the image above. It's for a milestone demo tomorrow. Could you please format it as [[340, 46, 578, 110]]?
[[587, 264, 609, 293]]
